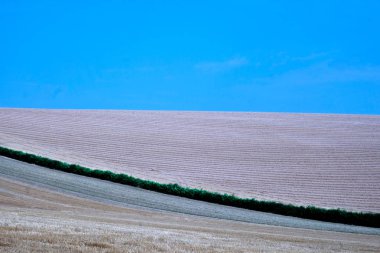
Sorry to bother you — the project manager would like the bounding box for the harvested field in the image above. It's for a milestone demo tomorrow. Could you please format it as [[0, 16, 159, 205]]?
[[1, 162, 380, 252], [0, 108, 379, 212], [3, 156, 379, 234]]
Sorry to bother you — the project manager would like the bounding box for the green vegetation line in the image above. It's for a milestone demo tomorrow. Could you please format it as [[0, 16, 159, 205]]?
[[0, 146, 379, 228]]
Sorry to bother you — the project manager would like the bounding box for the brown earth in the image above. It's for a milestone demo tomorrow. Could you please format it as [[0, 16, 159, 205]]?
[[0, 108, 379, 212]]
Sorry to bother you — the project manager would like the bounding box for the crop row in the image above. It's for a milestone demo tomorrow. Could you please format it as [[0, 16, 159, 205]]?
[[1, 109, 379, 212]]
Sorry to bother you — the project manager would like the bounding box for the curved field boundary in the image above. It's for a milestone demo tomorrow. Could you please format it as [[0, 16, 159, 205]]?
[[1, 146, 379, 228], [2, 157, 380, 236], [1, 109, 379, 213]]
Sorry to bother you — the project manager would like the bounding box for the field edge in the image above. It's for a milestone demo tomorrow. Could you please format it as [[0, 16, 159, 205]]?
[[0, 145, 379, 228]]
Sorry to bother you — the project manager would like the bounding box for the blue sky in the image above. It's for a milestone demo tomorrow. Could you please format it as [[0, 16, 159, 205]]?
[[1, 1, 379, 114]]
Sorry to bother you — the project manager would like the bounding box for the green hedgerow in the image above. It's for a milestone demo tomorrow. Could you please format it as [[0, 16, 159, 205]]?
[[0, 146, 379, 228]]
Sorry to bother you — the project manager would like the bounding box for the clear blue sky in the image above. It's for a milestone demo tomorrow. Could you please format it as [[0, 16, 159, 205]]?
[[1, 1, 379, 114]]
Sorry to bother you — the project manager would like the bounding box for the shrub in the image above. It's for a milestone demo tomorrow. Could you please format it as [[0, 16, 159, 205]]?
[[0, 146, 379, 228]]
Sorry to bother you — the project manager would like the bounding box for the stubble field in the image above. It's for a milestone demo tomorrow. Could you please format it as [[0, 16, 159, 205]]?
[[1, 175, 380, 253], [0, 108, 379, 212]]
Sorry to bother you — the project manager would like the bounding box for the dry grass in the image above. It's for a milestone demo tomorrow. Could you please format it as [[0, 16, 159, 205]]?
[[0, 108, 379, 212], [1, 177, 380, 252]]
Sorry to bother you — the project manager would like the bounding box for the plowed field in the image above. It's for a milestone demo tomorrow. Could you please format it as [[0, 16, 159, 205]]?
[[0, 108, 379, 212]]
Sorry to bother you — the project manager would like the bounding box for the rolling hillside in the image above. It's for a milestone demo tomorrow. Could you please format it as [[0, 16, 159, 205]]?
[[3, 168, 379, 252], [0, 108, 379, 212]]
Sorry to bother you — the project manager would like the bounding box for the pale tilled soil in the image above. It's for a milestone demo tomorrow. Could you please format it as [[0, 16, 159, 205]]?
[[0, 108, 379, 212], [1, 173, 380, 252]]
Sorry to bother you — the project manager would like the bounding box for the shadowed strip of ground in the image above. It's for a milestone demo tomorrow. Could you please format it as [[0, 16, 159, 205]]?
[[0, 156, 379, 235]]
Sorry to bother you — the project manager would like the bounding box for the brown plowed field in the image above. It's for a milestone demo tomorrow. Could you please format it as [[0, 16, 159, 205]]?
[[0, 108, 379, 212]]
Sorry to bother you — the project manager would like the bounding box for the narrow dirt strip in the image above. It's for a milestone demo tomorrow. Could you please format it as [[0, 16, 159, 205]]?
[[1, 156, 379, 235]]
